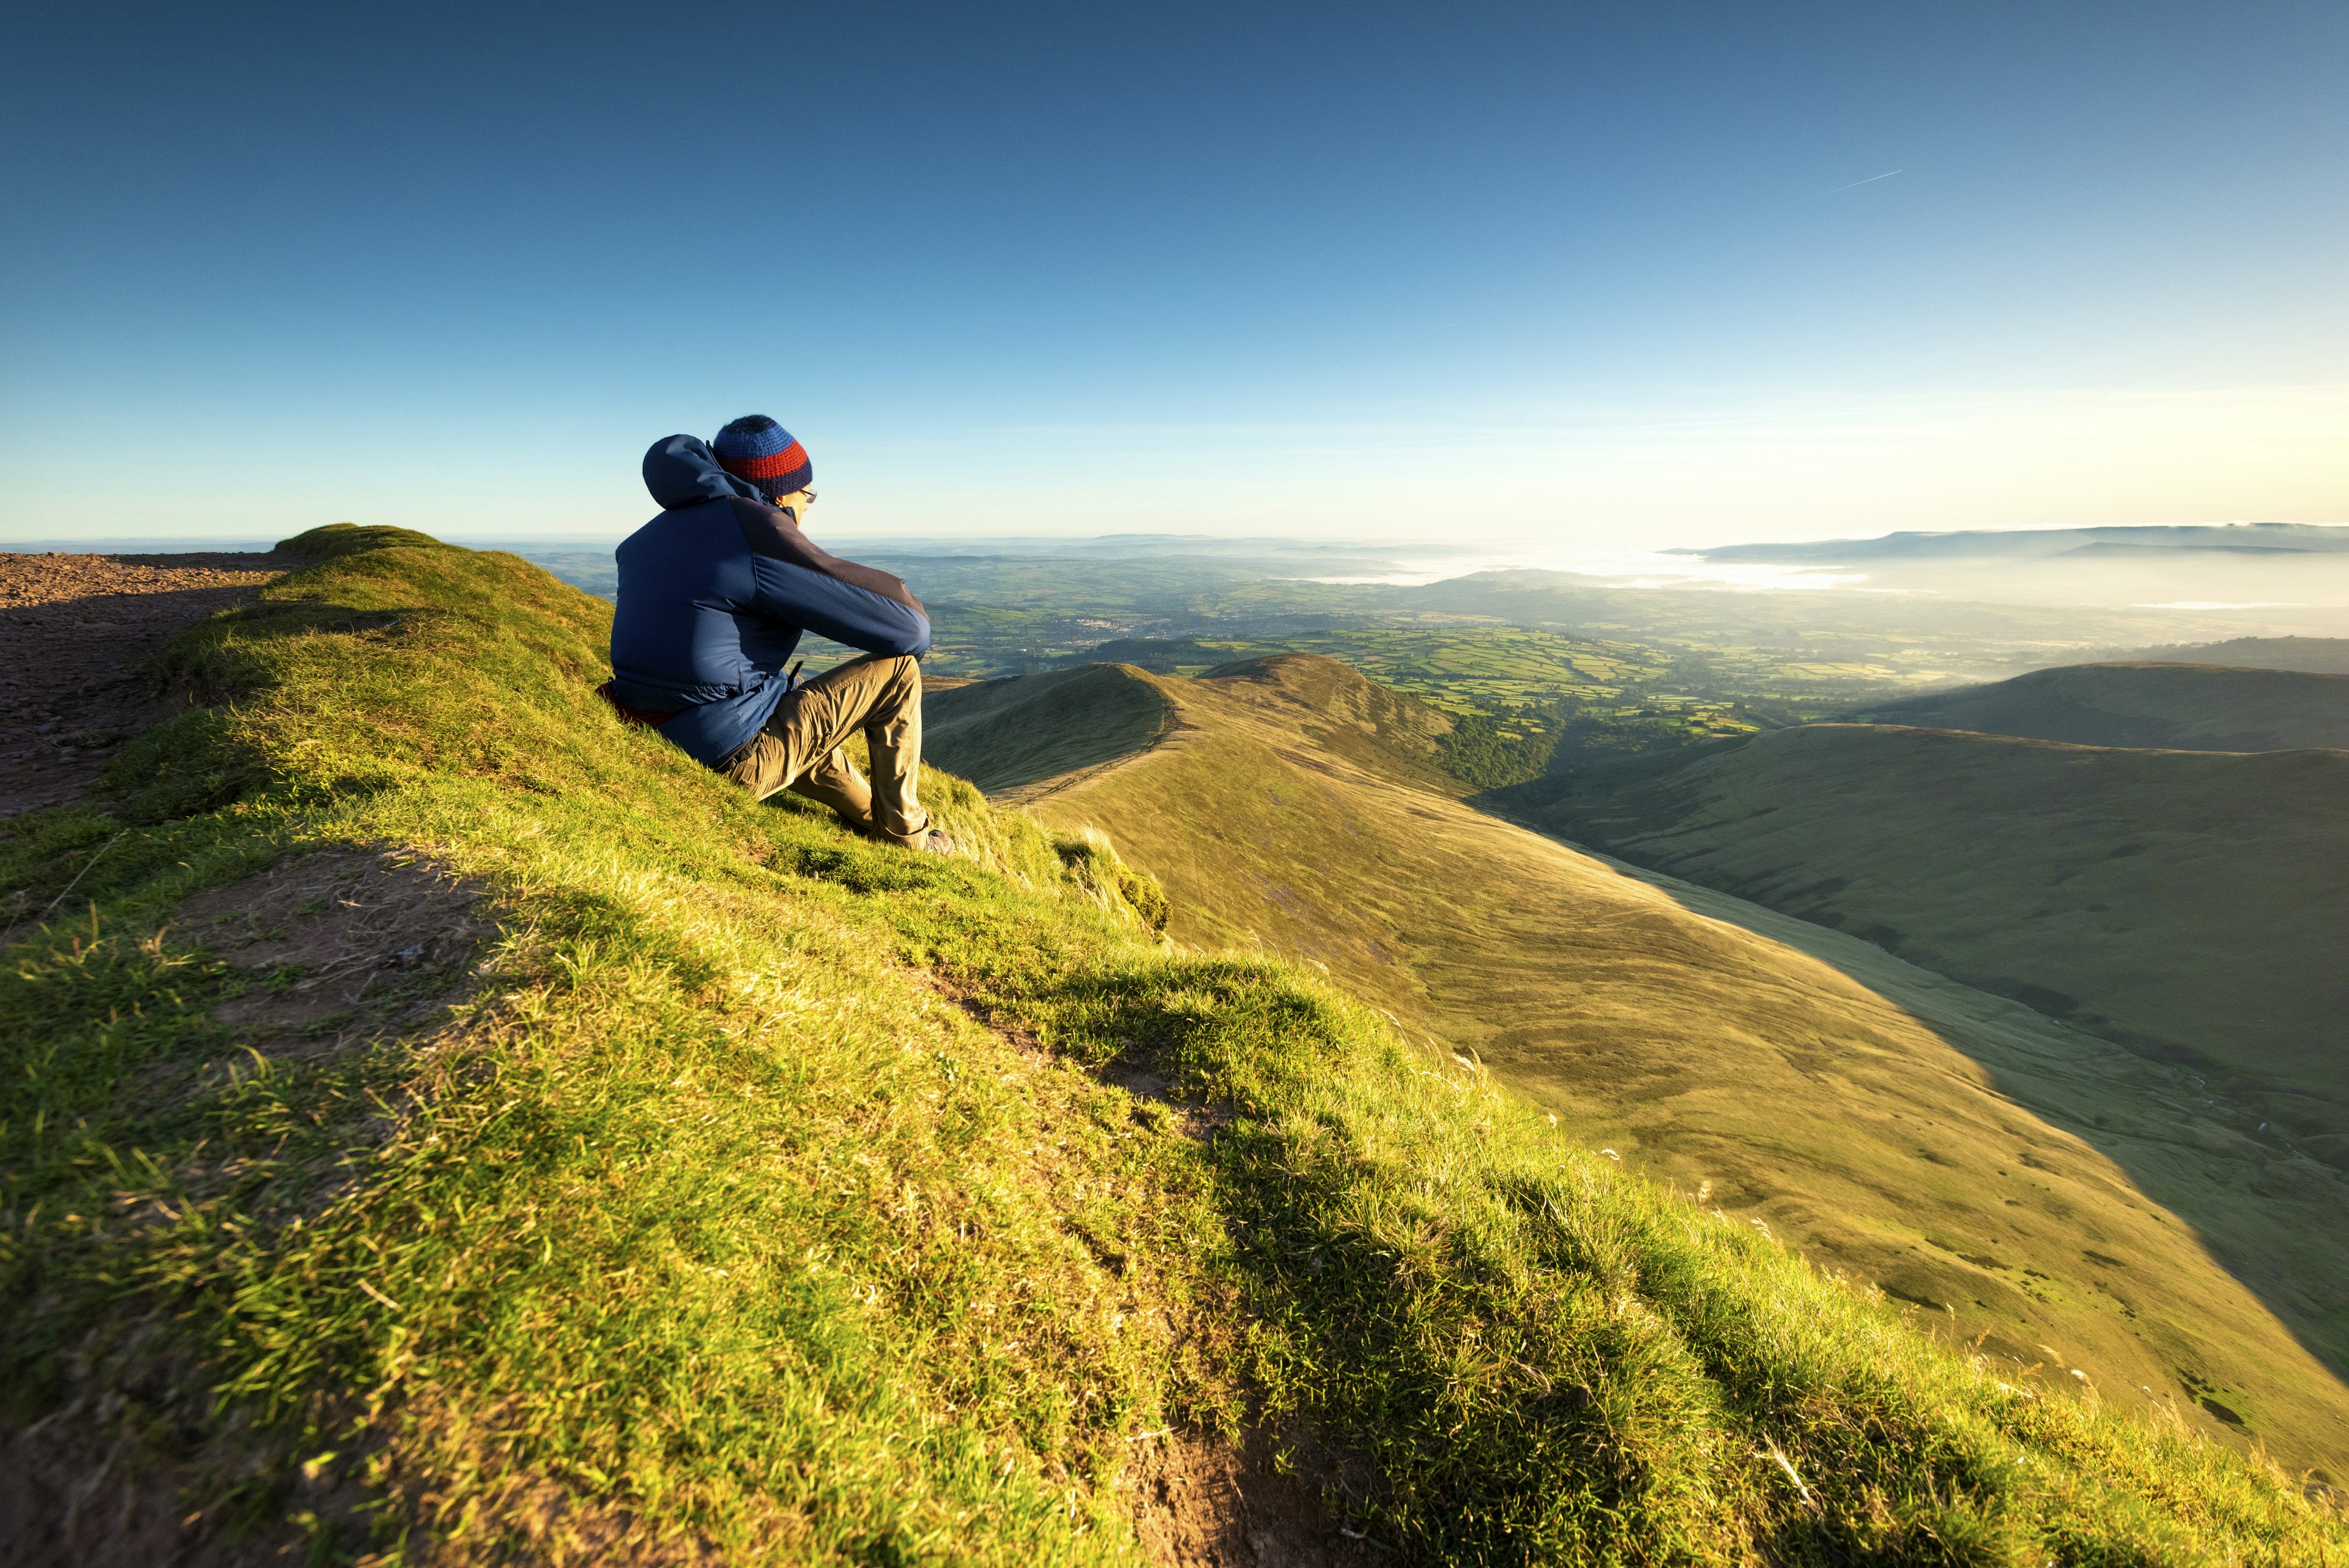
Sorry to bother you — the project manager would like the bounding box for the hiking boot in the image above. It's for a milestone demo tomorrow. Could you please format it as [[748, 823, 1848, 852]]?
[[916, 828, 963, 856]]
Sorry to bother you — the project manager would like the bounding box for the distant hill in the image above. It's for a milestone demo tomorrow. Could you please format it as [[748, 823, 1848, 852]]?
[[930, 655, 2349, 1469], [1507, 724, 2349, 1173], [2099, 635, 2349, 675], [1657, 524, 2349, 631], [1686, 522, 2349, 565], [1849, 662, 2349, 751], [2057, 541, 2321, 557], [1054, 637, 1234, 672]]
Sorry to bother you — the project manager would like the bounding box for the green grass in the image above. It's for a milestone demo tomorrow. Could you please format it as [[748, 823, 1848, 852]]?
[[3, 527, 2343, 1563]]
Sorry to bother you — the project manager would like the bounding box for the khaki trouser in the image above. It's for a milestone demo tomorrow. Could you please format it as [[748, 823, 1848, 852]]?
[[721, 654, 930, 848]]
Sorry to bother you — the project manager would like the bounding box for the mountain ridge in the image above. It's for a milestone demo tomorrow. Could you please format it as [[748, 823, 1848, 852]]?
[[2096, 635, 2349, 675]]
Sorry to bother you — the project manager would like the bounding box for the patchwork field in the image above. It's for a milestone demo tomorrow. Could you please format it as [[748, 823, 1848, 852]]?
[[927, 656, 2349, 1479]]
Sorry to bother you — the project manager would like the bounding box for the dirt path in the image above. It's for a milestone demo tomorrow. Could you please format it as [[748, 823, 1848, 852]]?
[[0, 551, 289, 822]]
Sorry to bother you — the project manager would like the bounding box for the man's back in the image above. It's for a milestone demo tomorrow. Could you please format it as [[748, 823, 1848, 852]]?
[[613, 503, 801, 697], [608, 436, 929, 765]]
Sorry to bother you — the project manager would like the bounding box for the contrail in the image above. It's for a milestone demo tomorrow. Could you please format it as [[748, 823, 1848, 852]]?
[[1819, 168, 1904, 196]]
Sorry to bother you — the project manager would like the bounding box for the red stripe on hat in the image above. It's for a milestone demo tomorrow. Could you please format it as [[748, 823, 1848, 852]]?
[[726, 440, 809, 481]]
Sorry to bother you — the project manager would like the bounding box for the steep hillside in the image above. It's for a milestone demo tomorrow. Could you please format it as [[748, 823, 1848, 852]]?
[[921, 660, 1177, 798], [5, 540, 2344, 1564], [929, 656, 2349, 1481], [1850, 662, 2349, 751], [1508, 726, 2349, 1162]]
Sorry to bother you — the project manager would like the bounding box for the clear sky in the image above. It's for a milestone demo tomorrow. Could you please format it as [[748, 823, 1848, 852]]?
[[2, 1, 2343, 547]]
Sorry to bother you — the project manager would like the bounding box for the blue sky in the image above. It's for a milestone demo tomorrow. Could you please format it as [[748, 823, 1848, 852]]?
[[2, 1, 2343, 547]]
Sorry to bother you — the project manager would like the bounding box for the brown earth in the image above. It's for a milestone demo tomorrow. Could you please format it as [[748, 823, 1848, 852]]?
[[177, 849, 494, 1050], [0, 551, 292, 822], [1122, 1424, 1373, 1568], [0, 1372, 373, 1568]]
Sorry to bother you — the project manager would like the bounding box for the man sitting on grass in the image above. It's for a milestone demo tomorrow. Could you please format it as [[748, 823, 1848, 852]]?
[[601, 415, 952, 853]]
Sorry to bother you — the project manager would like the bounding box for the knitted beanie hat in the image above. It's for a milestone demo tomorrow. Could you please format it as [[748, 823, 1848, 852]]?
[[711, 414, 814, 503]]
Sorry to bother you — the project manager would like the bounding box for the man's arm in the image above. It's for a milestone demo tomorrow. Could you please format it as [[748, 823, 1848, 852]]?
[[729, 498, 923, 610], [729, 499, 931, 657]]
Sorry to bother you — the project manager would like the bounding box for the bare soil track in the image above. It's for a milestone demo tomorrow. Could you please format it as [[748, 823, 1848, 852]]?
[[1123, 1424, 1374, 1568], [0, 551, 289, 822]]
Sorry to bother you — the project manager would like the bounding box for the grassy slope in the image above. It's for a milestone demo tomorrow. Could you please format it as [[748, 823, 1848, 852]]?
[[1852, 663, 2349, 751], [926, 659, 2349, 1482], [1511, 725, 2349, 1163], [1, 533, 2342, 1565], [922, 663, 1181, 801]]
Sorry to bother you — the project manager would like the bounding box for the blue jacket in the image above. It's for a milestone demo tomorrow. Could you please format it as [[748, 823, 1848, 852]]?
[[607, 436, 931, 765]]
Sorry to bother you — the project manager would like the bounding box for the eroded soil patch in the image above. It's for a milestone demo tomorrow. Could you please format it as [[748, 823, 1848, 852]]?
[[177, 849, 492, 1050], [922, 976, 1360, 1564], [1123, 1424, 1372, 1568], [0, 550, 288, 822]]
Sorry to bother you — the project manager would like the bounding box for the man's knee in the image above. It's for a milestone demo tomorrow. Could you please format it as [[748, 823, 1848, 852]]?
[[862, 653, 922, 707], [823, 652, 918, 691]]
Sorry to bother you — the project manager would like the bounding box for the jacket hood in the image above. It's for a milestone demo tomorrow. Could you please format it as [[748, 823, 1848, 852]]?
[[644, 434, 761, 510]]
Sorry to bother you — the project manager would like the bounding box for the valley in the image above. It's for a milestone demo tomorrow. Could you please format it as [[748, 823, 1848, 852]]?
[[1504, 720, 2349, 1169], [928, 654, 2349, 1478]]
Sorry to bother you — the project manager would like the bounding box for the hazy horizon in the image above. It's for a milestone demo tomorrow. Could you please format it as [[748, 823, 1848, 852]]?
[[12, 517, 2346, 555]]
